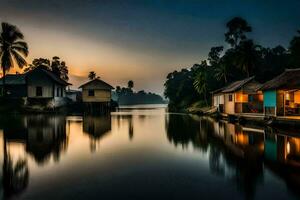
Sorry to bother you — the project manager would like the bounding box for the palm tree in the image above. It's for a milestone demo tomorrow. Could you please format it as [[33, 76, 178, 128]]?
[[0, 22, 28, 96], [88, 71, 96, 80], [193, 71, 208, 106], [214, 63, 228, 83], [234, 40, 260, 77], [128, 80, 134, 89]]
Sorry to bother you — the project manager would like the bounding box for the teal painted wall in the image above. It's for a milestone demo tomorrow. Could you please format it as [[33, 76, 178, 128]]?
[[263, 90, 277, 107]]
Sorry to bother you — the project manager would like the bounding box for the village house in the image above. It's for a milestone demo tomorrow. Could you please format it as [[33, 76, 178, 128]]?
[[260, 68, 300, 116], [0, 67, 71, 108], [212, 76, 263, 115], [79, 78, 114, 113]]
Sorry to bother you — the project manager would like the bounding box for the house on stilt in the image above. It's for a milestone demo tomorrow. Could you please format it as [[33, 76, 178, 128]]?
[[79, 78, 114, 114]]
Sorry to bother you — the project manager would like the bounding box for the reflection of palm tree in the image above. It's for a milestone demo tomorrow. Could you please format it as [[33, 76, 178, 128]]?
[[128, 117, 133, 140], [2, 135, 28, 198]]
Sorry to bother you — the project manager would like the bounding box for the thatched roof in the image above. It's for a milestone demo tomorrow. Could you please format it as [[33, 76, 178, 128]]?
[[260, 68, 300, 90], [222, 76, 256, 93], [79, 78, 114, 90]]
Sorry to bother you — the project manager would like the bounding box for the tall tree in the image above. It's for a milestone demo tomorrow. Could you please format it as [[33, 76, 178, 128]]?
[[0, 22, 28, 96], [225, 17, 252, 48], [208, 46, 224, 66], [88, 71, 96, 80], [51, 56, 69, 81], [214, 63, 228, 83], [234, 40, 260, 77], [289, 30, 300, 67]]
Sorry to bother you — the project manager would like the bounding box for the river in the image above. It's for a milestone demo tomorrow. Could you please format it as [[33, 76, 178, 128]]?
[[0, 105, 299, 199]]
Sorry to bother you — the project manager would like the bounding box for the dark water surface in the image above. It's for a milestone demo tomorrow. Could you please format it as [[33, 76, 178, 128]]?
[[1, 106, 300, 199]]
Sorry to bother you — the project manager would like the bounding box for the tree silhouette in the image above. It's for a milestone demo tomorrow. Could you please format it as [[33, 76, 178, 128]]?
[[51, 56, 69, 81], [234, 40, 260, 77], [24, 58, 51, 72], [128, 80, 134, 89], [0, 22, 28, 96], [193, 62, 209, 106], [88, 71, 96, 80], [289, 30, 300, 67], [225, 17, 252, 48]]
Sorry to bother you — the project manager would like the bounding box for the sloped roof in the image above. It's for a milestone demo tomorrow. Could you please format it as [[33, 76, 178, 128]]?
[[222, 76, 255, 93], [0, 74, 26, 85], [79, 78, 114, 90], [26, 68, 71, 86], [0, 67, 71, 86], [259, 68, 300, 90]]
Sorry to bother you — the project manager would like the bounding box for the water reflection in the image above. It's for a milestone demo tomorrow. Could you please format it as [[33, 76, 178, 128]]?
[[0, 110, 300, 199], [166, 114, 300, 199], [83, 115, 111, 152]]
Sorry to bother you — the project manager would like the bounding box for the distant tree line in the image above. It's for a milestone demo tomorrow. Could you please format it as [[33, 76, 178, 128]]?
[[114, 80, 166, 105], [164, 17, 300, 111]]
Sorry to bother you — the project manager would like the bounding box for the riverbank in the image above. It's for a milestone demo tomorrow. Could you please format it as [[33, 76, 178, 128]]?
[[168, 102, 300, 129]]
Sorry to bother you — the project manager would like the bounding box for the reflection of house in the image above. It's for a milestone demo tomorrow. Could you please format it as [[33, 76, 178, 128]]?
[[2, 115, 67, 164], [212, 77, 263, 115], [260, 69, 300, 116], [26, 115, 67, 163], [83, 115, 111, 139], [0, 67, 71, 108], [83, 115, 111, 152], [264, 127, 300, 166]]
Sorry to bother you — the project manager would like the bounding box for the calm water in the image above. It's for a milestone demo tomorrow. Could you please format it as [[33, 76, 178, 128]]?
[[1, 106, 300, 200]]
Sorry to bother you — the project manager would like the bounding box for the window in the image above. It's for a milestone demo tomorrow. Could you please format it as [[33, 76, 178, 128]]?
[[57, 87, 60, 97], [228, 94, 233, 102], [88, 89, 95, 96], [36, 87, 43, 97]]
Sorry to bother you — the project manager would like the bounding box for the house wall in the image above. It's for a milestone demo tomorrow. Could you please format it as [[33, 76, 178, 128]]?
[[224, 93, 235, 114], [213, 94, 224, 106], [82, 89, 111, 103], [27, 71, 54, 98], [27, 70, 66, 99], [263, 90, 277, 115]]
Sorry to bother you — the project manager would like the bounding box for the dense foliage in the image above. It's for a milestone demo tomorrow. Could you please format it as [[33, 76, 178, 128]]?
[[164, 17, 300, 111], [24, 56, 69, 81]]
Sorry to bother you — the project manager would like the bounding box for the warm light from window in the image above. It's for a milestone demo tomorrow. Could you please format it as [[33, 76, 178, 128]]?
[[235, 92, 248, 103], [285, 93, 290, 100], [294, 91, 300, 103]]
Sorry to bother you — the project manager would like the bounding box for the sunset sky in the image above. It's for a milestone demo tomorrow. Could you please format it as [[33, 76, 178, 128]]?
[[0, 0, 299, 94]]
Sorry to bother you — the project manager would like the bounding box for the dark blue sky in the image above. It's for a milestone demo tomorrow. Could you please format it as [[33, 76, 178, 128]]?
[[0, 0, 299, 94]]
